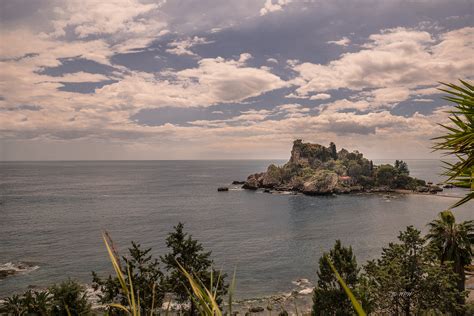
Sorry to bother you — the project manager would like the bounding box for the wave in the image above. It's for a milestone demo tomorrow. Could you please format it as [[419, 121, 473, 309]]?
[[0, 262, 39, 279]]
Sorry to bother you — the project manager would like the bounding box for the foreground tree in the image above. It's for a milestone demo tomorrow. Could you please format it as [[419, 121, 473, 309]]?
[[426, 210, 474, 293], [312, 240, 361, 315], [161, 222, 228, 315], [92, 241, 165, 315], [362, 226, 464, 315], [433, 80, 473, 207]]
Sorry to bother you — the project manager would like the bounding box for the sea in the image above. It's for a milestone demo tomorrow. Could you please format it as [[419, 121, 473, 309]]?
[[0, 160, 472, 299]]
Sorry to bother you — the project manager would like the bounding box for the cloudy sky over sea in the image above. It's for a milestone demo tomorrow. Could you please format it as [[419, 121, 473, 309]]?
[[0, 0, 473, 160]]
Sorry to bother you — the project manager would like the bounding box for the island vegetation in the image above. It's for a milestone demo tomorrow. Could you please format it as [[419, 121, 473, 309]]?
[[242, 139, 435, 195]]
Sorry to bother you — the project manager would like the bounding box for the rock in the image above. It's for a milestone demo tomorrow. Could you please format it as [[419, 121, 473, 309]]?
[[249, 307, 265, 313], [217, 187, 229, 192], [443, 184, 454, 189], [429, 185, 443, 193], [416, 186, 430, 193], [302, 170, 339, 195], [0, 269, 16, 279], [263, 189, 271, 193], [242, 173, 264, 190], [262, 164, 282, 188], [232, 180, 245, 185]]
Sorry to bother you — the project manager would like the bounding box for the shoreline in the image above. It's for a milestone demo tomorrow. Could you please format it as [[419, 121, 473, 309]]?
[[241, 186, 465, 199]]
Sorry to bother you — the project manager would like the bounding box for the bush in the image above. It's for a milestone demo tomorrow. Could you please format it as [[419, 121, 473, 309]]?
[[49, 279, 91, 315], [0, 280, 90, 316]]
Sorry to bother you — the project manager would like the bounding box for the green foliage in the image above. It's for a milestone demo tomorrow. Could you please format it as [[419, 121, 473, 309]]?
[[0, 280, 90, 316], [394, 160, 409, 175], [433, 80, 474, 207], [22, 290, 52, 315], [0, 294, 26, 315], [312, 240, 362, 315], [49, 279, 92, 315], [361, 226, 465, 315], [347, 160, 364, 180], [161, 222, 228, 315], [329, 142, 338, 160], [92, 241, 165, 315], [375, 164, 398, 187], [426, 210, 474, 292]]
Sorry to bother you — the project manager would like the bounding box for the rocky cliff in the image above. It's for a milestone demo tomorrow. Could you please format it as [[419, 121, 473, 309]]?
[[242, 140, 428, 195]]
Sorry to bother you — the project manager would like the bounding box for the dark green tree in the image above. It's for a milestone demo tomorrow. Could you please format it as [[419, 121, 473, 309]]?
[[329, 142, 338, 160], [347, 160, 363, 180], [312, 240, 361, 315], [375, 164, 398, 187], [161, 222, 228, 315], [426, 210, 474, 293], [49, 279, 91, 316], [362, 226, 464, 315], [394, 160, 410, 175], [92, 241, 165, 315]]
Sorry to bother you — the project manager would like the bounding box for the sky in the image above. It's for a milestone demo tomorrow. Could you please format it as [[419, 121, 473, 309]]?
[[0, 0, 473, 160]]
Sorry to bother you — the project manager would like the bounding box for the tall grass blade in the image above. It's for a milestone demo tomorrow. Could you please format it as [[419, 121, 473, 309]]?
[[328, 259, 366, 316]]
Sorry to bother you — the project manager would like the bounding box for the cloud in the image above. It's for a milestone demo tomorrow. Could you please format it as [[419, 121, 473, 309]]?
[[291, 26, 474, 110], [1, 1, 472, 160], [327, 36, 351, 47], [166, 36, 214, 56], [51, 0, 164, 39], [260, 0, 292, 16], [413, 98, 434, 102], [267, 58, 279, 64], [310, 93, 331, 100]]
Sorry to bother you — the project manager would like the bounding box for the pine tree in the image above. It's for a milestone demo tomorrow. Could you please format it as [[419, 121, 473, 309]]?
[[161, 222, 228, 315], [92, 242, 165, 315], [312, 240, 360, 315], [329, 142, 338, 160]]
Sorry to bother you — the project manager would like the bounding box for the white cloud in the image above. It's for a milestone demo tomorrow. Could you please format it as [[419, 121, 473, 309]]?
[[413, 98, 434, 102], [267, 58, 279, 64], [291, 27, 474, 110], [166, 36, 213, 56], [310, 93, 331, 100], [51, 0, 164, 39], [327, 36, 351, 47], [260, 0, 292, 16]]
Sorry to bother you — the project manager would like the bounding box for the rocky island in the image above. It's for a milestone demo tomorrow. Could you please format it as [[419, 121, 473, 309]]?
[[242, 140, 439, 195]]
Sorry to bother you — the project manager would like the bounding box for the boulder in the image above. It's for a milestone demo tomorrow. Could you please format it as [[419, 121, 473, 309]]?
[[429, 185, 443, 193], [249, 307, 265, 313], [262, 164, 282, 188], [416, 186, 430, 193], [232, 180, 245, 185], [302, 170, 339, 195], [0, 269, 16, 279], [242, 173, 263, 190], [217, 187, 229, 192]]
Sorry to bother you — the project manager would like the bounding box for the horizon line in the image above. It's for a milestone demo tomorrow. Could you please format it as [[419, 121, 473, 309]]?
[[0, 158, 448, 162]]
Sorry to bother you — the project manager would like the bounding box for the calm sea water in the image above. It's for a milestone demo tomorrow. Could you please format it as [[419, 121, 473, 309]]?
[[0, 160, 472, 298]]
